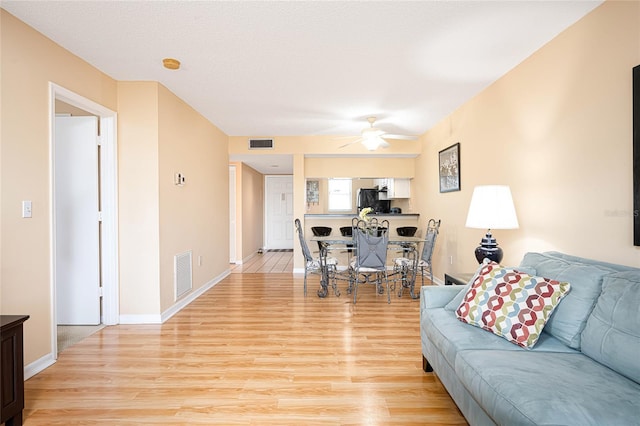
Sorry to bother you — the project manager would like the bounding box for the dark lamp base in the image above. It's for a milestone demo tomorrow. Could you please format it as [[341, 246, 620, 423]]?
[[474, 231, 503, 264]]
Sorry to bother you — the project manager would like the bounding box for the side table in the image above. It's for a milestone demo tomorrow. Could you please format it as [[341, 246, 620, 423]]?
[[1, 315, 29, 426], [444, 272, 475, 286]]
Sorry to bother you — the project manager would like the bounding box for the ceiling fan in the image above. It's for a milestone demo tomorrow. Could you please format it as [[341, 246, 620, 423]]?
[[340, 117, 417, 151]]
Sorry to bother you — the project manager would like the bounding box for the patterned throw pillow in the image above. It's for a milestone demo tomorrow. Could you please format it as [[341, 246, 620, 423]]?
[[455, 262, 571, 348]]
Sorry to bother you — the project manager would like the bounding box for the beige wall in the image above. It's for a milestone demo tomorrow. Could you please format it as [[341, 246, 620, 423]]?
[[118, 82, 231, 316], [305, 157, 415, 178], [117, 82, 162, 316], [1, 10, 231, 368], [240, 164, 264, 260], [158, 84, 229, 311], [0, 10, 118, 364], [416, 0, 640, 280]]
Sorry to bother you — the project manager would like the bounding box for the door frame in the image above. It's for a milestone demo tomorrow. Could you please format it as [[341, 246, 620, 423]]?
[[229, 165, 237, 263], [49, 83, 119, 356]]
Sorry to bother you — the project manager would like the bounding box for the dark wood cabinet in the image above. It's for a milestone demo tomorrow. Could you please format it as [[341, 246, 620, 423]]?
[[1, 315, 29, 426], [444, 272, 474, 286]]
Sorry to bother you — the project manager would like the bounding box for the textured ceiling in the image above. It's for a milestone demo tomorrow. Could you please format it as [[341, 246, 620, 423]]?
[[2, 0, 602, 143]]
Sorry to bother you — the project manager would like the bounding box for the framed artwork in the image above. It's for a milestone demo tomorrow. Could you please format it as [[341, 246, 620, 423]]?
[[439, 143, 461, 193], [633, 65, 639, 246], [306, 180, 320, 204]]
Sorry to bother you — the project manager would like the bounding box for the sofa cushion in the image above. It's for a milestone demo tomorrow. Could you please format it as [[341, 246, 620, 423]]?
[[519, 252, 612, 349], [455, 350, 640, 426], [422, 307, 577, 368], [581, 271, 640, 384], [455, 262, 571, 348]]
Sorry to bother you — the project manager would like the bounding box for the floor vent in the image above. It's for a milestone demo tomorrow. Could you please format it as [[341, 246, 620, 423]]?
[[175, 251, 192, 300], [249, 138, 274, 149]]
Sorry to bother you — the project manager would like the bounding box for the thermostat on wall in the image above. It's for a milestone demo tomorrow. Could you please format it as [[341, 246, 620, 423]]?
[[174, 173, 185, 186]]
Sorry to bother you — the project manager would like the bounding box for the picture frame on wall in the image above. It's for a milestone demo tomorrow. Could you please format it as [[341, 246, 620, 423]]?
[[439, 142, 461, 193], [633, 65, 639, 246], [306, 179, 320, 204]]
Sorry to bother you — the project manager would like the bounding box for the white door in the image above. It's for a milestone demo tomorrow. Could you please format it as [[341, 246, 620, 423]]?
[[229, 165, 237, 263], [265, 176, 294, 250], [55, 116, 101, 325]]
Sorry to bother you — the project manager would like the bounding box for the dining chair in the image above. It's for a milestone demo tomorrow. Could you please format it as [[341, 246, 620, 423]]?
[[295, 218, 337, 296], [350, 219, 391, 304], [394, 219, 441, 294]]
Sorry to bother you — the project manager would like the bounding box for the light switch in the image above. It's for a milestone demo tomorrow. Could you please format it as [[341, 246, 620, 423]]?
[[22, 200, 32, 218]]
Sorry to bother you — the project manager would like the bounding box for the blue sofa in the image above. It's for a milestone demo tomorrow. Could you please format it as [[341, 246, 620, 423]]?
[[420, 252, 640, 426]]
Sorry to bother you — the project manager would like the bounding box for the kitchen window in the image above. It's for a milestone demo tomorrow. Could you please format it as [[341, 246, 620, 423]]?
[[328, 178, 352, 211]]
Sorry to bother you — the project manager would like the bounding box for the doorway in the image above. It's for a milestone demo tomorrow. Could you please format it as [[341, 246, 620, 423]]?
[[264, 175, 294, 250], [50, 83, 119, 356]]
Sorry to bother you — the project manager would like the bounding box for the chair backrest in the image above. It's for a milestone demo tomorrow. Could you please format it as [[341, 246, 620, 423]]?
[[354, 219, 389, 269], [397, 226, 417, 237], [339, 226, 353, 237], [420, 219, 441, 264], [311, 226, 332, 237], [294, 218, 313, 262]]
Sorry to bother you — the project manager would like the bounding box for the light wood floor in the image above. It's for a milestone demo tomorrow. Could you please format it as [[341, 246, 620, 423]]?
[[231, 250, 294, 274], [24, 272, 467, 425]]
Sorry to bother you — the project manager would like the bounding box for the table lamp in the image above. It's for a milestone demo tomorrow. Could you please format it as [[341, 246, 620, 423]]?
[[465, 185, 519, 263]]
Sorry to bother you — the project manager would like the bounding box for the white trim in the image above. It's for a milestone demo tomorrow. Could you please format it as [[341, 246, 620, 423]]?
[[229, 165, 237, 263], [24, 353, 56, 380], [120, 269, 231, 325], [49, 83, 120, 360]]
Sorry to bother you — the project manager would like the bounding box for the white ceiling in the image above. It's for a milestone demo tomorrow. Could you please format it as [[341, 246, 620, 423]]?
[[3, 1, 602, 173]]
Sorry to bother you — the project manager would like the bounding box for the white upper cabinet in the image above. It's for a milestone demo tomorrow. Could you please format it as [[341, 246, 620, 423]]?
[[387, 178, 411, 198]]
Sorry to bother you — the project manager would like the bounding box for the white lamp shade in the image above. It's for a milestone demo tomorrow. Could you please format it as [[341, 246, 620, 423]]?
[[465, 185, 519, 230]]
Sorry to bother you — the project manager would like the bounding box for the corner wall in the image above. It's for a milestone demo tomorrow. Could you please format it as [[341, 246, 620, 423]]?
[[416, 0, 640, 279]]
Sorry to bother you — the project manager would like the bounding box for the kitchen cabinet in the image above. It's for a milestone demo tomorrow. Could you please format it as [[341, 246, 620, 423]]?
[[373, 178, 388, 190], [387, 178, 411, 198]]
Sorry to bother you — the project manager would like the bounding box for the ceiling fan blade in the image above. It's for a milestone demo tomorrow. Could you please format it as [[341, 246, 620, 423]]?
[[382, 134, 418, 140], [339, 138, 363, 149], [379, 139, 391, 149]]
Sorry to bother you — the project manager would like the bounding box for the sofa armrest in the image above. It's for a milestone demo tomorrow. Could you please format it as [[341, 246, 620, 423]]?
[[420, 285, 465, 309]]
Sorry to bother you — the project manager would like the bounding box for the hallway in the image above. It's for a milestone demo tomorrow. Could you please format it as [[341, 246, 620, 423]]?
[[230, 249, 293, 274]]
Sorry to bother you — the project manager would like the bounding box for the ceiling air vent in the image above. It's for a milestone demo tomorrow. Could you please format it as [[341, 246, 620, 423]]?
[[249, 139, 274, 149]]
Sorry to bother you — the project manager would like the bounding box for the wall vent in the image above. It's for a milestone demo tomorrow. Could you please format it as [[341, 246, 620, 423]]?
[[249, 139, 274, 149], [174, 251, 192, 300]]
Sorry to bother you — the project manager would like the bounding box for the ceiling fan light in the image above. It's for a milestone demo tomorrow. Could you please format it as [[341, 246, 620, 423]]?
[[362, 127, 384, 138], [362, 136, 385, 151]]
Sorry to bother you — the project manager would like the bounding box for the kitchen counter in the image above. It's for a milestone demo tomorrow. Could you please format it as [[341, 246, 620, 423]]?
[[304, 213, 419, 218]]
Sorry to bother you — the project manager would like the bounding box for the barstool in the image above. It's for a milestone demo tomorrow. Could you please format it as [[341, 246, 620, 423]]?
[[340, 226, 355, 261], [311, 226, 332, 251]]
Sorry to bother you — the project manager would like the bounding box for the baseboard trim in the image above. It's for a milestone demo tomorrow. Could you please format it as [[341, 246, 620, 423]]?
[[25, 352, 56, 380], [118, 270, 231, 325], [161, 269, 230, 323]]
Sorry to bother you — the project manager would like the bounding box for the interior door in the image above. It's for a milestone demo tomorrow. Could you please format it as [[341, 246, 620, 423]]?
[[55, 116, 101, 325], [265, 176, 294, 250]]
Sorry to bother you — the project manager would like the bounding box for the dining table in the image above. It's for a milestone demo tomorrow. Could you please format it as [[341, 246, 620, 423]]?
[[310, 234, 426, 299]]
